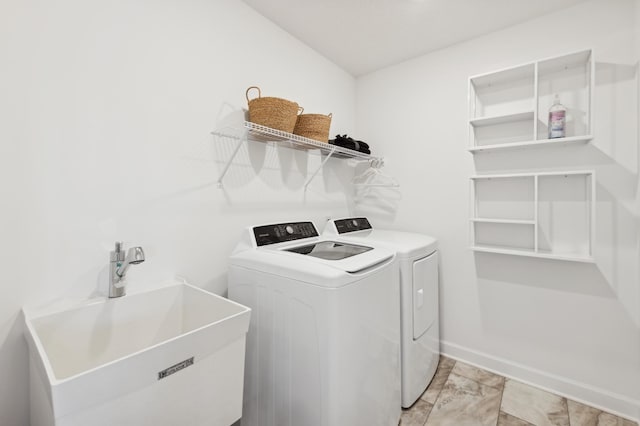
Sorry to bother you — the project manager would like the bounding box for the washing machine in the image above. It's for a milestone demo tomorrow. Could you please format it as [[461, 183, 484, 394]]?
[[228, 221, 401, 426], [323, 217, 439, 408]]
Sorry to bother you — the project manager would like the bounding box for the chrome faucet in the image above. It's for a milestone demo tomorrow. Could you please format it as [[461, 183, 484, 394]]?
[[109, 241, 145, 298]]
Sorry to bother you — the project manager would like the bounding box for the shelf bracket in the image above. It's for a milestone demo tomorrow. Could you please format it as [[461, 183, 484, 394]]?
[[304, 148, 335, 190], [216, 136, 245, 188]]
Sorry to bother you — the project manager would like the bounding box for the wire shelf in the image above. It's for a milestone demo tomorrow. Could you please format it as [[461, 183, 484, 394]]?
[[211, 121, 384, 188], [213, 121, 381, 162]]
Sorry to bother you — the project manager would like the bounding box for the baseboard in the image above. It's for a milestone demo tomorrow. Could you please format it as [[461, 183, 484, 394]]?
[[441, 340, 640, 423]]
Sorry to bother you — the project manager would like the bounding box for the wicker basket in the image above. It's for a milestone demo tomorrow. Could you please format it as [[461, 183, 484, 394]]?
[[293, 112, 333, 142], [246, 86, 301, 133]]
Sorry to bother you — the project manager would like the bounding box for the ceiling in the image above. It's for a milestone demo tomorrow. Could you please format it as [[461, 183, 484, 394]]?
[[242, 0, 591, 76]]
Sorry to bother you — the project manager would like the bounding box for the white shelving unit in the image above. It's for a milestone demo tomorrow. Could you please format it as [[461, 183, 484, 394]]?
[[468, 49, 594, 153], [211, 121, 384, 188], [469, 171, 595, 262]]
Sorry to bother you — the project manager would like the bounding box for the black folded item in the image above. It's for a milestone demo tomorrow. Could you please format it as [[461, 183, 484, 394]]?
[[334, 134, 370, 149], [329, 134, 371, 154]]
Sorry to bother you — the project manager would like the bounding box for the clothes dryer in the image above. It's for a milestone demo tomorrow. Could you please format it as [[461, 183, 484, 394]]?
[[228, 221, 401, 426], [323, 217, 439, 408]]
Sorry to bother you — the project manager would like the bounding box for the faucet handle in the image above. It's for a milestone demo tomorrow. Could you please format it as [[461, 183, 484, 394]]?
[[115, 241, 123, 252]]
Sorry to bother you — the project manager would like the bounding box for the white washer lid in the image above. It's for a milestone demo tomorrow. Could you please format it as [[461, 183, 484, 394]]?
[[230, 242, 395, 288]]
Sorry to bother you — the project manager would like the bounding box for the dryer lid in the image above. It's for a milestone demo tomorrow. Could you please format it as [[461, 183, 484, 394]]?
[[323, 218, 437, 258]]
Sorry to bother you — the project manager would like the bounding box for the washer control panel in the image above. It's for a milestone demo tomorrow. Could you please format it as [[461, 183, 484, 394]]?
[[334, 217, 372, 234], [254, 222, 319, 246]]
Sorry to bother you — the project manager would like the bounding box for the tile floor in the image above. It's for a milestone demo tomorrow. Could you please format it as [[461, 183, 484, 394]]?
[[400, 356, 637, 426]]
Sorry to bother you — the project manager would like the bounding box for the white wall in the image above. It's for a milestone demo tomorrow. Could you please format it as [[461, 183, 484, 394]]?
[[356, 0, 640, 420], [0, 0, 356, 424]]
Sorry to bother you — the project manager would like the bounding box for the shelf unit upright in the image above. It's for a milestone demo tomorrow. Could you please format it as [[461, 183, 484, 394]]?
[[468, 49, 594, 153], [469, 171, 595, 262]]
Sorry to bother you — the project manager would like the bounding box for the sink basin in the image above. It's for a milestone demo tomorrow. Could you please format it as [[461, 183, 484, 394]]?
[[24, 281, 251, 426]]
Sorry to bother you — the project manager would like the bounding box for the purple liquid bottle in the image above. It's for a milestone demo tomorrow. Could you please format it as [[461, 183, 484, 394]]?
[[548, 94, 566, 139]]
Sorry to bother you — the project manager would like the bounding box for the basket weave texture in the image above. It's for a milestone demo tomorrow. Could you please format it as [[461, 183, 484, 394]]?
[[293, 113, 333, 142], [246, 86, 300, 133]]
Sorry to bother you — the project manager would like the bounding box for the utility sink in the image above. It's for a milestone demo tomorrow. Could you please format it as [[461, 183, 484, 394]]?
[[24, 281, 251, 426]]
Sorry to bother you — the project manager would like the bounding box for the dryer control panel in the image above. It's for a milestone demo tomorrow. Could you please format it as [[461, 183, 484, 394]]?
[[334, 217, 372, 234], [254, 222, 318, 246]]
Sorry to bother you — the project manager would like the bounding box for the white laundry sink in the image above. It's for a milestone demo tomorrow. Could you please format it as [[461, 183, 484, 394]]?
[[24, 281, 251, 426]]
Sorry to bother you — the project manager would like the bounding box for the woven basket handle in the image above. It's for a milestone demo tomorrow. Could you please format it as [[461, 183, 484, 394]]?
[[246, 86, 261, 102]]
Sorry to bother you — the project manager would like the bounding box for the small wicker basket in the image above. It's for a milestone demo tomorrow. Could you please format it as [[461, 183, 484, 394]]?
[[246, 86, 301, 133], [293, 112, 333, 142]]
